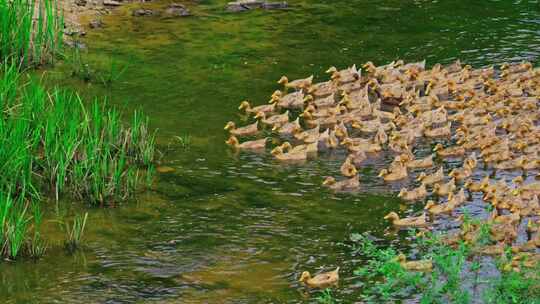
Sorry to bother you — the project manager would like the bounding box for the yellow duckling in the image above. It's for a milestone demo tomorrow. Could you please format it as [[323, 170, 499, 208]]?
[[447, 188, 466, 207], [374, 128, 388, 145], [404, 154, 434, 169], [302, 112, 338, 129], [326, 64, 360, 83], [433, 177, 456, 196], [384, 212, 427, 228], [417, 167, 444, 185], [378, 165, 408, 182], [340, 157, 358, 177], [333, 121, 349, 139], [224, 121, 259, 137], [294, 125, 320, 143], [518, 158, 540, 171], [322, 175, 360, 191], [342, 138, 383, 153], [254, 110, 290, 127], [278, 75, 313, 90], [299, 267, 339, 288], [238, 100, 276, 115], [225, 136, 267, 150], [272, 117, 301, 135], [312, 93, 338, 109], [398, 183, 428, 202], [464, 175, 490, 192], [433, 143, 466, 157], [281, 141, 318, 155], [270, 90, 305, 110], [424, 122, 452, 138], [448, 165, 473, 181], [396, 254, 432, 272], [308, 80, 337, 98], [424, 200, 454, 215], [346, 151, 367, 167], [270, 146, 307, 162]]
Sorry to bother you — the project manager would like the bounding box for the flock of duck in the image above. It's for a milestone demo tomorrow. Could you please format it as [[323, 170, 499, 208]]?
[[225, 59, 540, 287]]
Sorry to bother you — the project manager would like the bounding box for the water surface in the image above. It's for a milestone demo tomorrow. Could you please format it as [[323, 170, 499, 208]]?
[[2, 0, 540, 302]]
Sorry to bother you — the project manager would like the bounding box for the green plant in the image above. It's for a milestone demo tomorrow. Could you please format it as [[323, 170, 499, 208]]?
[[98, 56, 130, 87], [0, 63, 156, 260], [0, 0, 63, 66], [175, 134, 192, 149], [64, 212, 88, 252], [316, 288, 336, 304], [348, 231, 539, 304]]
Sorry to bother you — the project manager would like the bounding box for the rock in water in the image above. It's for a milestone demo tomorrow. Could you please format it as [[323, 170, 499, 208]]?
[[261, 1, 287, 9], [226, 0, 263, 12], [164, 3, 191, 17], [226, 0, 287, 12], [89, 19, 103, 29], [103, 0, 122, 6], [132, 8, 155, 16]]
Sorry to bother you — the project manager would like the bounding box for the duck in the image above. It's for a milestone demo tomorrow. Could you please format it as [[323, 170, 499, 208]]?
[[398, 183, 428, 202], [308, 80, 337, 98], [433, 144, 466, 157], [333, 121, 349, 139], [294, 125, 320, 143], [281, 141, 318, 155], [308, 93, 338, 108], [417, 167, 444, 185], [322, 175, 360, 191], [384, 212, 427, 228], [396, 254, 432, 272], [424, 200, 454, 215], [225, 136, 267, 150], [404, 154, 434, 169], [448, 165, 473, 181], [270, 90, 305, 109], [270, 146, 307, 161], [346, 151, 367, 167], [340, 157, 358, 177], [378, 165, 408, 182], [299, 267, 340, 288], [255, 110, 290, 127], [374, 128, 388, 145], [342, 138, 383, 153], [424, 122, 452, 138], [272, 117, 301, 135], [238, 100, 276, 115], [224, 121, 260, 137], [278, 75, 313, 90], [447, 188, 466, 207], [433, 178, 457, 196], [326, 64, 360, 83], [464, 176, 490, 192]]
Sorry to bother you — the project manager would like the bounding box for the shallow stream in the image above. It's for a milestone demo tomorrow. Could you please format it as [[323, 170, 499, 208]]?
[[1, 0, 540, 302]]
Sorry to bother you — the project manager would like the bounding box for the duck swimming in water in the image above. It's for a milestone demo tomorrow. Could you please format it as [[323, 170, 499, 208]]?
[[299, 267, 339, 288], [225, 136, 267, 150], [224, 121, 259, 137]]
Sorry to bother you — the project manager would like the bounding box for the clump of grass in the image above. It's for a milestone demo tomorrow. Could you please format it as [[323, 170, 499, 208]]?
[[0, 63, 156, 260], [64, 212, 87, 252], [174, 134, 192, 149], [0, 0, 63, 66]]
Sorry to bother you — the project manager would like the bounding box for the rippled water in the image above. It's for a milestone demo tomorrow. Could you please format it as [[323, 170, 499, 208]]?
[[1, 0, 540, 302]]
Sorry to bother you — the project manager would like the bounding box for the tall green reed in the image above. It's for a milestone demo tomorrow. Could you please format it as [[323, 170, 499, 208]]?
[[0, 63, 156, 259], [0, 0, 63, 66]]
